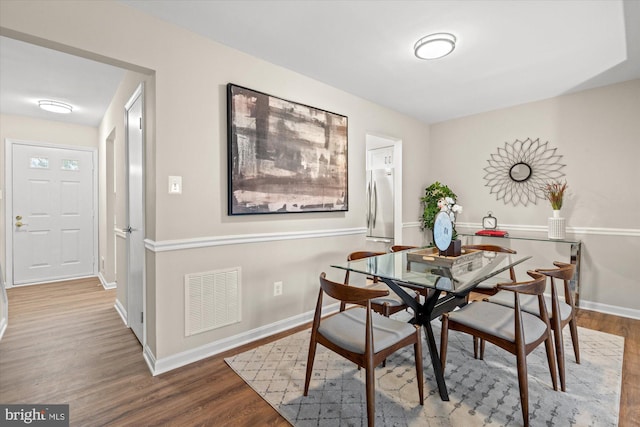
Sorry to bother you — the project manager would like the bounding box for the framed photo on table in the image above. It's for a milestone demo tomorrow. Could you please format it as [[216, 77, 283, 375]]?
[[227, 84, 348, 215]]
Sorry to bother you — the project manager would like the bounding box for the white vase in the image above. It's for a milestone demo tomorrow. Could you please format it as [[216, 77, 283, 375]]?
[[548, 210, 566, 239]]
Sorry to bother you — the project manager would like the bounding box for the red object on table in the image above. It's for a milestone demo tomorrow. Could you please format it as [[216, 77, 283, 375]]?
[[476, 230, 509, 237]]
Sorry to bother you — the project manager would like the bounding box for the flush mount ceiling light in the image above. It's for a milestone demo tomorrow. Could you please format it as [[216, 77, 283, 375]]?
[[414, 33, 457, 60], [38, 100, 73, 114]]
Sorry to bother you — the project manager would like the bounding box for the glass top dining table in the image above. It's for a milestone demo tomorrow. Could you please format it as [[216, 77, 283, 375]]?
[[331, 247, 531, 401]]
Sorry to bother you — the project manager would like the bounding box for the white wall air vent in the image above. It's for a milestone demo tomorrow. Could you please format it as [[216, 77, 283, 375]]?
[[185, 267, 241, 336]]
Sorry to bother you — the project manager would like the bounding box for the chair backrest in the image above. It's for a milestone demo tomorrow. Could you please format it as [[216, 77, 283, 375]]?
[[390, 245, 417, 252], [536, 261, 576, 307], [496, 271, 546, 296], [347, 251, 385, 261], [463, 244, 517, 281], [536, 261, 575, 281], [497, 271, 551, 325], [320, 272, 388, 303]]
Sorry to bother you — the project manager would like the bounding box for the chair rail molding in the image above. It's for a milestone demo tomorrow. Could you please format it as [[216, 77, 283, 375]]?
[[431, 222, 640, 237], [145, 227, 367, 252]]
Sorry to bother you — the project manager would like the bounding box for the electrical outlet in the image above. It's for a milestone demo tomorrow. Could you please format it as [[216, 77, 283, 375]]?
[[273, 281, 283, 296]]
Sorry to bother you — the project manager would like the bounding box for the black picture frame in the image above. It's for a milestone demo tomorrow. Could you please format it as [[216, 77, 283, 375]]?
[[227, 84, 348, 215]]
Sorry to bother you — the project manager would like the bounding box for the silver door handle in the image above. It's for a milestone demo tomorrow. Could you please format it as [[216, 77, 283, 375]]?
[[370, 238, 391, 243], [373, 181, 378, 228], [366, 182, 371, 227]]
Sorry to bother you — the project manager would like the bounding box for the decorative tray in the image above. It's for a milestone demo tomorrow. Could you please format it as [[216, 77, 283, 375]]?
[[406, 247, 484, 269]]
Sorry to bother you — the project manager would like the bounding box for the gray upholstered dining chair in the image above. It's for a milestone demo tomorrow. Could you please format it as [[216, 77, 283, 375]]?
[[487, 261, 579, 391], [440, 271, 558, 427], [304, 273, 424, 427]]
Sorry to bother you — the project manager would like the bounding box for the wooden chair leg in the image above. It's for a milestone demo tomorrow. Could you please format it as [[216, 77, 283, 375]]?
[[569, 317, 581, 364], [515, 345, 530, 427], [544, 333, 559, 392], [365, 360, 376, 427], [471, 335, 485, 359], [304, 338, 317, 396], [381, 303, 391, 368], [440, 315, 449, 372], [552, 322, 566, 392]]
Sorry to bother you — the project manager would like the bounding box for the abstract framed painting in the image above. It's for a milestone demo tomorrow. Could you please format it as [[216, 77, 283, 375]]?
[[227, 84, 348, 215]]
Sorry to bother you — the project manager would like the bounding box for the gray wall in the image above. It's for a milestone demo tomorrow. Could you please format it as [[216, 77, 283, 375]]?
[[428, 79, 640, 315]]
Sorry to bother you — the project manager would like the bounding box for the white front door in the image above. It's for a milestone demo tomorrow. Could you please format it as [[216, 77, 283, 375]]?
[[126, 84, 145, 344], [11, 142, 95, 285]]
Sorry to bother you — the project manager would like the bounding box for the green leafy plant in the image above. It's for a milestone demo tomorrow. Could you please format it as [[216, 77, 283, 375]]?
[[543, 180, 568, 210], [420, 182, 458, 231]]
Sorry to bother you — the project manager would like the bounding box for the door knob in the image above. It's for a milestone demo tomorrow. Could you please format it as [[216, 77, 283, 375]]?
[[16, 221, 24, 227]]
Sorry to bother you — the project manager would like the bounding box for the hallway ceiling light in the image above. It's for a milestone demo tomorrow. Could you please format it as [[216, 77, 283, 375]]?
[[38, 99, 73, 114], [414, 33, 456, 60]]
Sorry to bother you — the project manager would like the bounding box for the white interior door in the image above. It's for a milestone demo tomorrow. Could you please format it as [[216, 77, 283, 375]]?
[[126, 84, 145, 344], [11, 143, 95, 285]]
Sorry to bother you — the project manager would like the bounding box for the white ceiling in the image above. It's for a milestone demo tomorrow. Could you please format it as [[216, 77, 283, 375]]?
[[1, 0, 639, 127], [0, 37, 125, 127]]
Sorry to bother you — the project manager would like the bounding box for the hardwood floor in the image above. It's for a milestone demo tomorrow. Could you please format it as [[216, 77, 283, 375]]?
[[0, 278, 638, 426]]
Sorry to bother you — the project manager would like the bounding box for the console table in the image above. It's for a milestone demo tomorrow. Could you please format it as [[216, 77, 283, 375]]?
[[458, 233, 582, 306]]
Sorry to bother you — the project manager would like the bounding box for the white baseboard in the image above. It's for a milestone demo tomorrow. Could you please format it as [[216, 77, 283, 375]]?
[[98, 272, 117, 290], [143, 344, 157, 374], [141, 296, 638, 376], [579, 299, 640, 320], [146, 303, 340, 376], [114, 298, 128, 326]]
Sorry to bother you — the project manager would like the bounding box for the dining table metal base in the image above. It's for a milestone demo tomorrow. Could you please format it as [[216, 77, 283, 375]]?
[[379, 278, 472, 401]]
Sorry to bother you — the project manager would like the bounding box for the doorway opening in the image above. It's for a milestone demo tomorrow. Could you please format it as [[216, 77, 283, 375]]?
[[1, 34, 154, 351], [365, 134, 403, 252]]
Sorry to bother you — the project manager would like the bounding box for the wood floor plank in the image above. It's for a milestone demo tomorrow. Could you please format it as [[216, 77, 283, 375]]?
[[1, 279, 637, 426]]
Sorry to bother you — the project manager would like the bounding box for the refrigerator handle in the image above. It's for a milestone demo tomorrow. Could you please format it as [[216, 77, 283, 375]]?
[[368, 182, 372, 227], [373, 181, 378, 228]]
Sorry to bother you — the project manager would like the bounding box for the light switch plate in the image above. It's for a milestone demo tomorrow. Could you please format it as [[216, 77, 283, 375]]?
[[168, 176, 182, 194]]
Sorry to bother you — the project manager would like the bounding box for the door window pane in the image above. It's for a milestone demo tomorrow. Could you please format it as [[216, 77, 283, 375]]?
[[61, 159, 80, 171], [30, 157, 49, 169]]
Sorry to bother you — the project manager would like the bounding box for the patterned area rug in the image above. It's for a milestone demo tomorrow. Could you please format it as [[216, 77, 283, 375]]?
[[225, 315, 623, 426]]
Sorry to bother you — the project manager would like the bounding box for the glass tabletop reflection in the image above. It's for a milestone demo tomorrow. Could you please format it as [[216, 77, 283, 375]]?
[[331, 248, 531, 296]]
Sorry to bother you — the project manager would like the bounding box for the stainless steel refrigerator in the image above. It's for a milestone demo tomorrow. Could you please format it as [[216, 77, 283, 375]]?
[[366, 168, 394, 244]]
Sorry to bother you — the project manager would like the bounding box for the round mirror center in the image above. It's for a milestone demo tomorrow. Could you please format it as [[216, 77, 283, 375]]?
[[509, 162, 532, 182]]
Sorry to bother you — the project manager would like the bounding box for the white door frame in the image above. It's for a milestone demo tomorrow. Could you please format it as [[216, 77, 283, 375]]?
[[125, 83, 146, 345], [365, 133, 403, 243], [4, 139, 98, 287]]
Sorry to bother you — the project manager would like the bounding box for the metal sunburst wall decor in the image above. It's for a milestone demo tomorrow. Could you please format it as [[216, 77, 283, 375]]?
[[484, 138, 565, 206]]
